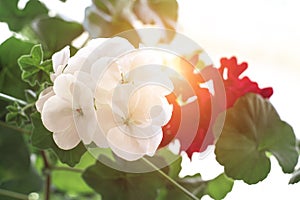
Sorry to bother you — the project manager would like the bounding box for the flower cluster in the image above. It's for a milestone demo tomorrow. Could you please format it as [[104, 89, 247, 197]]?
[[36, 37, 174, 161]]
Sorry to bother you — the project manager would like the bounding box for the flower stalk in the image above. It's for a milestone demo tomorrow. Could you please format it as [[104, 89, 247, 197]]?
[[142, 158, 200, 200], [0, 92, 27, 106]]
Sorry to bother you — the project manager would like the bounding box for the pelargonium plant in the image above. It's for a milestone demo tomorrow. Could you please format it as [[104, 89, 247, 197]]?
[[0, 0, 299, 200]]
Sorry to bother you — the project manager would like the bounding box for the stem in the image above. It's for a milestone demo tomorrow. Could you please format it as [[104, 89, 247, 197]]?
[[0, 120, 30, 135], [41, 151, 51, 200], [51, 166, 84, 173], [0, 93, 27, 105], [142, 158, 200, 200], [22, 102, 35, 112], [0, 188, 28, 200]]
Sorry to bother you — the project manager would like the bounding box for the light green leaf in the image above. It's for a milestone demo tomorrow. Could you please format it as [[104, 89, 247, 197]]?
[[215, 93, 298, 184], [31, 112, 86, 167], [18, 44, 52, 86], [206, 174, 234, 200], [84, 0, 178, 42], [52, 152, 95, 194], [0, 0, 48, 32], [133, 0, 178, 42], [5, 102, 29, 127], [84, 0, 135, 38]]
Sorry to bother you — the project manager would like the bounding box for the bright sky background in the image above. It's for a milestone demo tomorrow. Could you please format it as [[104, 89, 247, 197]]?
[[1, 0, 299, 199]]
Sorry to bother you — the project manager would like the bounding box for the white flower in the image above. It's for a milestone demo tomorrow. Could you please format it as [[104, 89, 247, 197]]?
[[92, 50, 174, 161], [95, 84, 173, 161], [36, 46, 70, 113], [35, 86, 55, 113], [41, 74, 101, 149], [50, 46, 70, 81], [38, 36, 175, 161]]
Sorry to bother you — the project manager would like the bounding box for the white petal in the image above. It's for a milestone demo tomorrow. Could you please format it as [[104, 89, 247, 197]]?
[[36, 86, 54, 113], [150, 97, 173, 127], [96, 104, 120, 134], [52, 46, 70, 73], [74, 71, 96, 91], [127, 67, 174, 96], [66, 37, 134, 73], [96, 62, 122, 91], [53, 74, 75, 101], [64, 55, 86, 74], [41, 95, 72, 133], [106, 126, 163, 161], [94, 87, 112, 106], [53, 125, 81, 150], [91, 57, 114, 84], [71, 81, 95, 144], [92, 126, 109, 148]]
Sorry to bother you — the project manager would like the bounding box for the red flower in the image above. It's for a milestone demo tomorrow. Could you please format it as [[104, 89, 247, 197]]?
[[160, 56, 273, 158]]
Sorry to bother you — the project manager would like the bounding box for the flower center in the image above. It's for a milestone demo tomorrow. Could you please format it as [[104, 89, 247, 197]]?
[[75, 108, 84, 116], [120, 73, 129, 84]]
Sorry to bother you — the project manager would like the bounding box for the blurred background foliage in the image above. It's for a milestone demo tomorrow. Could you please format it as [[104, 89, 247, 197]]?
[[0, 0, 299, 200]]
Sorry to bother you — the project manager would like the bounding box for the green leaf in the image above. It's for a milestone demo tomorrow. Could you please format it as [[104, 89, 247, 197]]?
[[289, 168, 300, 184], [84, 0, 135, 38], [206, 174, 234, 200], [0, 37, 33, 100], [52, 152, 95, 194], [82, 155, 166, 200], [84, 0, 178, 42], [31, 112, 86, 167], [159, 173, 205, 200], [18, 44, 52, 86], [157, 148, 182, 179], [0, 167, 43, 200], [215, 93, 298, 184], [0, 124, 42, 199], [133, 0, 178, 42], [0, 0, 48, 32], [31, 17, 83, 53], [0, 125, 30, 182], [5, 102, 29, 127]]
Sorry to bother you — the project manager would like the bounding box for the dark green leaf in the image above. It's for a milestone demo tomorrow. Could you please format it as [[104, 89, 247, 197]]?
[[0, 124, 42, 199], [31, 112, 86, 167], [157, 148, 182, 179], [215, 93, 298, 184], [160, 173, 204, 200], [0, 166, 43, 200], [289, 168, 300, 184], [18, 44, 52, 86], [82, 155, 166, 200], [0, 0, 48, 32], [0, 37, 33, 99], [205, 174, 234, 200], [31, 17, 83, 53], [0, 125, 30, 182]]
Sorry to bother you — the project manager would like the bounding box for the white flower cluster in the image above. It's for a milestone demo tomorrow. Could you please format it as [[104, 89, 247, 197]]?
[[36, 37, 174, 161]]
